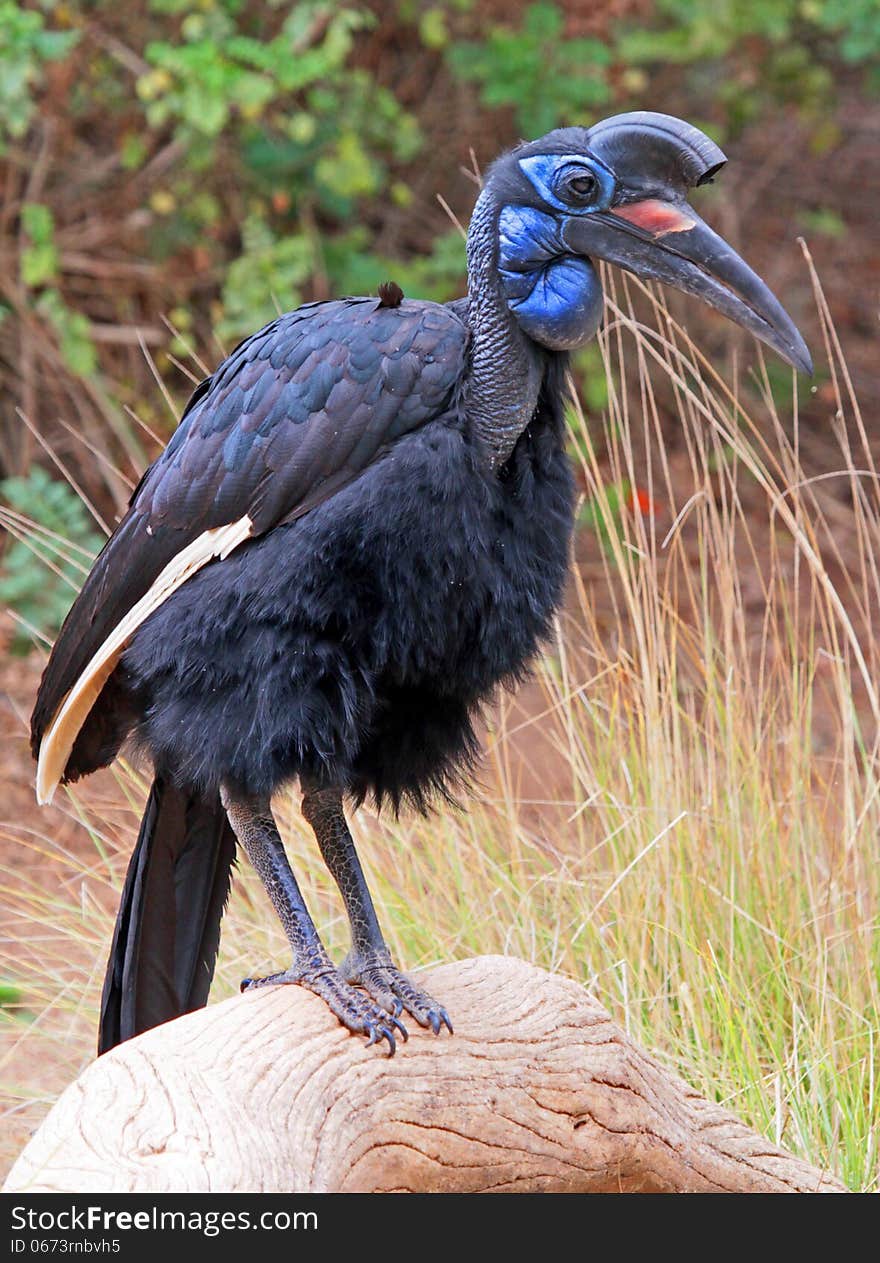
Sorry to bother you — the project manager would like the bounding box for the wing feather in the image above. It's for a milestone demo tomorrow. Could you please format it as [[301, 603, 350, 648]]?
[[31, 296, 467, 795], [36, 517, 253, 803]]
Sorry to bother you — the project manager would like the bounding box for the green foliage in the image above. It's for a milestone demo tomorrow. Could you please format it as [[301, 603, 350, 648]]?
[[613, 0, 879, 132], [18, 201, 98, 377], [35, 288, 98, 377], [815, 0, 880, 62], [323, 228, 466, 306], [449, 3, 611, 134], [218, 215, 313, 338], [20, 202, 59, 288], [242, 70, 421, 209], [139, 5, 370, 141], [0, 980, 23, 1010], [0, 2, 78, 147], [615, 0, 880, 68], [419, 6, 450, 50], [616, 0, 798, 64], [131, 3, 425, 330], [219, 223, 466, 340], [578, 476, 634, 555], [0, 467, 102, 654], [571, 343, 610, 415], [0, 0, 875, 480], [798, 206, 846, 238]]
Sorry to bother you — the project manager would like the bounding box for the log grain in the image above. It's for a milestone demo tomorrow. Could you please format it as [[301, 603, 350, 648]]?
[[4, 956, 843, 1193]]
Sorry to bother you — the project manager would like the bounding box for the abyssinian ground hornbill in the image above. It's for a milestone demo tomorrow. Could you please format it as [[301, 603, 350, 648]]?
[[31, 113, 811, 1056]]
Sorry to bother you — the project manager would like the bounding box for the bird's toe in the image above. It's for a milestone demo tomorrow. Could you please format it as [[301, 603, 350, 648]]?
[[300, 965, 410, 1054], [345, 954, 452, 1037], [240, 969, 294, 993], [238, 962, 410, 1053]]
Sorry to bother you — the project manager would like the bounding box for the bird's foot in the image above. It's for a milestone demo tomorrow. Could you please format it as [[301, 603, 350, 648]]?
[[240, 965, 407, 1055], [341, 950, 453, 1036]]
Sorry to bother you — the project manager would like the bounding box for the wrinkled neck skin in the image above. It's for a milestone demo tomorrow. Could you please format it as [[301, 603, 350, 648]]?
[[465, 188, 603, 471]]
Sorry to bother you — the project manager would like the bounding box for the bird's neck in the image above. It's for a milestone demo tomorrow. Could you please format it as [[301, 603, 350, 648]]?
[[465, 189, 604, 470], [465, 187, 547, 471]]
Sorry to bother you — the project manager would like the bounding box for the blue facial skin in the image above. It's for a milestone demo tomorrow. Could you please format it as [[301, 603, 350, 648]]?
[[498, 153, 616, 351], [498, 205, 604, 351]]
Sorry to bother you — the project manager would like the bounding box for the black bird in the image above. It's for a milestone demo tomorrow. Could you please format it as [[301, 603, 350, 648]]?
[[31, 113, 811, 1056]]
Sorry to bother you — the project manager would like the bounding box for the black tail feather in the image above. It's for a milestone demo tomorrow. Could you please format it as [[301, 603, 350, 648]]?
[[98, 775, 237, 1055]]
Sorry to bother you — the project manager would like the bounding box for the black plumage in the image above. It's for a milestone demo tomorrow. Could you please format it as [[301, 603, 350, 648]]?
[[98, 778, 236, 1053], [32, 299, 470, 771], [120, 352, 572, 807], [31, 113, 810, 1055]]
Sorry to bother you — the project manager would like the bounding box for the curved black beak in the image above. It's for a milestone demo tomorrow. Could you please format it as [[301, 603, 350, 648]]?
[[562, 200, 812, 375]]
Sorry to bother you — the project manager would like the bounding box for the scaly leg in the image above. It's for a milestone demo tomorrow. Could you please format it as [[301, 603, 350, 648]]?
[[220, 785, 405, 1054], [301, 783, 452, 1036]]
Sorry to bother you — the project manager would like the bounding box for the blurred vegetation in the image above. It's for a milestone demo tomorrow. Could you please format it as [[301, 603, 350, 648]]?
[[0, 6, 878, 1186], [0, 0, 878, 643], [0, 465, 101, 652]]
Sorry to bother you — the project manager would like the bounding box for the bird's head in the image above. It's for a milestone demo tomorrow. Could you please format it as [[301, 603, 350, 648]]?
[[479, 111, 811, 373]]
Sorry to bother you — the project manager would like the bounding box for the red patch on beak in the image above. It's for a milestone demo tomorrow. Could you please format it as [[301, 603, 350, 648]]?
[[611, 199, 696, 237]]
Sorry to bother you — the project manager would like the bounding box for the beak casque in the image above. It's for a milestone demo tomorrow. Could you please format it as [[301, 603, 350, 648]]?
[[555, 111, 812, 374]]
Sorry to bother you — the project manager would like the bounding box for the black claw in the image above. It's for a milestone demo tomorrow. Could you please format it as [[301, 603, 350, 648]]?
[[249, 952, 449, 1052], [349, 958, 451, 1037]]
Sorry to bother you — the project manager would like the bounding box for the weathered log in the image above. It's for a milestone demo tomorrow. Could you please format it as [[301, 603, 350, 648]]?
[[4, 956, 842, 1193]]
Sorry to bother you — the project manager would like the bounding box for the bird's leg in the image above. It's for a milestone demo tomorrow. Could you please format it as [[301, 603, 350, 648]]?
[[220, 785, 405, 1054], [301, 784, 452, 1035]]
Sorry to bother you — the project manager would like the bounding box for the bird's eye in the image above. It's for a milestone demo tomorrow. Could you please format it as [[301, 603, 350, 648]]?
[[565, 174, 593, 198], [566, 172, 597, 200], [519, 152, 615, 213]]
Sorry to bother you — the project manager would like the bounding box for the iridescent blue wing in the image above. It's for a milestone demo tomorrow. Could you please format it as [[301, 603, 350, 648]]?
[[32, 296, 468, 755]]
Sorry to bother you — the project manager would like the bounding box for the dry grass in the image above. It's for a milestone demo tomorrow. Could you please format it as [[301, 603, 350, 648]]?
[[1, 261, 877, 1190]]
